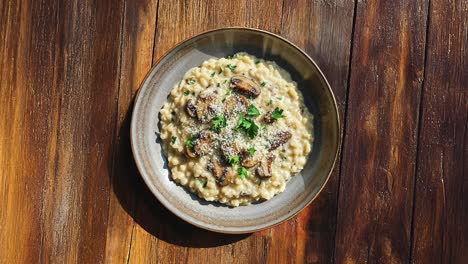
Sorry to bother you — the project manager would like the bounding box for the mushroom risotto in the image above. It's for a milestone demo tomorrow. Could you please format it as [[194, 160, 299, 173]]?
[[159, 52, 313, 207]]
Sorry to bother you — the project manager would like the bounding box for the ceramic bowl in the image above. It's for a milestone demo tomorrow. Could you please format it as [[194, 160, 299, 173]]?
[[131, 27, 340, 233]]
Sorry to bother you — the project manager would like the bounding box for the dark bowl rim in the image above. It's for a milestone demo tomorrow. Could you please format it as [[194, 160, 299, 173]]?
[[130, 26, 341, 234]]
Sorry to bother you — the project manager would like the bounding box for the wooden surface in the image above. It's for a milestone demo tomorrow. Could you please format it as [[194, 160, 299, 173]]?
[[0, 0, 466, 263]]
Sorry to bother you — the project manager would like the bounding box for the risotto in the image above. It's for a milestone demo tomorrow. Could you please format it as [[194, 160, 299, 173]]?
[[159, 52, 313, 207]]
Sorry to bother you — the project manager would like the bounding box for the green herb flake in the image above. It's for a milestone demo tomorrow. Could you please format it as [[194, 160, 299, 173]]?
[[237, 167, 248, 179], [211, 72, 215, 77], [261, 82, 266, 87], [255, 60, 260, 64], [227, 54, 237, 59], [183, 91, 190, 96], [226, 64, 237, 72], [277, 96, 283, 100], [248, 147, 256, 156], [185, 136, 197, 148], [227, 155, 240, 166], [217, 83, 220, 88], [222, 98, 226, 103], [236, 114, 258, 139], [223, 79, 227, 84], [271, 108, 285, 120], [247, 105, 260, 117], [268, 99, 273, 105], [218, 68, 223, 74], [188, 80, 196, 85], [171, 136, 177, 144], [212, 115, 227, 133]]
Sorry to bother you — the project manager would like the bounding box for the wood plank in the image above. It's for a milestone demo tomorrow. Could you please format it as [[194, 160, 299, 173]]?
[[411, 0, 468, 263], [275, 0, 355, 263], [0, 0, 125, 262], [128, 0, 283, 263], [334, 0, 429, 263], [104, 0, 158, 263]]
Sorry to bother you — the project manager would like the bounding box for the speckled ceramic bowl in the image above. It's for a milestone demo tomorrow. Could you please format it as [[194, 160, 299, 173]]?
[[131, 27, 340, 233]]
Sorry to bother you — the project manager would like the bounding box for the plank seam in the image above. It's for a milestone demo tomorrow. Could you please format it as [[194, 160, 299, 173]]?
[[408, 0, 432, 262], [332, 0, 359, 263]]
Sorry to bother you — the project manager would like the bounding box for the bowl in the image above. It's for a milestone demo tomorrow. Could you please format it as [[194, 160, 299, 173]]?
[[131, 27, 340, 233]]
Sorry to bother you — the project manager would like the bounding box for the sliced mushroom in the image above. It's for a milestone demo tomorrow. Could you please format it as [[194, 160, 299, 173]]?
[[193, 130, 214, 156], [196, 93, 217, 123], [185, 99, 197, 117], [220, 141, 240, 159], [208, 158, 224, 179], [241, 150, 262, 168], [263, 110, 275, 123], [217, 167, 237, 186], [269, 131, 292, 150], [224, 95, 250, 117], [186, 145, 197, 158], [256, 153, 276, 177], [231, 76, 261, 97]]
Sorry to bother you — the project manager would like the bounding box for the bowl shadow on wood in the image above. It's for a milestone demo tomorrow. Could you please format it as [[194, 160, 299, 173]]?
[[109, 98, 249, 248]]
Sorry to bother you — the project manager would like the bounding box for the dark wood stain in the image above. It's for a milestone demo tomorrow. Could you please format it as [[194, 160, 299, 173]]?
[[0, 0, 466, 263]]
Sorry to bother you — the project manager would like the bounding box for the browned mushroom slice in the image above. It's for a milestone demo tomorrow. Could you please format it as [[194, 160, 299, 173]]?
[[185, 99, 197, 117], [241, 150, 262, 168], [220, 141, 240, 159], [269, 131, 292, 150], [196, 93, 217, 123], [193, 130, 214, 156], [208, 158, 224, 179], [256, 153, 276, 177], [217, 167, 237, 186], [186, 146, 197, 158], [263, 110, 275, 124], [231, 76, 261, 97], [224, 95, 250, 117]]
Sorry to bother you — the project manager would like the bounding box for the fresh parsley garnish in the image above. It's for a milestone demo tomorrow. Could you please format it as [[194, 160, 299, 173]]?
[[277, 96, 282, 100], [247, 105, 260, 116], [211, 72, 215, 77], [171, 136, 177, 144], [268, 99, 273, 105], [237, 167, 248, 179], [223, 79, 227, 84], [227, 54, 236, 59], [227, 64, 237, 72], [227, 155, 239, 166], [248, 147, 256, 156], [212, 115, 227, 132], [185, 136, 197, 148], [255, 60, 260, 64], [271, 108, 285, 119], [217, 83, 220, 88], [183, 91, 190, 96], [188, 80, 196, 85], [236, 114, 259, 139], [261, 82, 266, 87], [218, 68, 223, 74]]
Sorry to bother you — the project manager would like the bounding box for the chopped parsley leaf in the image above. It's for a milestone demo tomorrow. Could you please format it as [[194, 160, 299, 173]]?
[[171, 136, 177, 144], [227, 54, 236, 59], [217, 83, 220, 88], [185, 136, 197, 148], [237, 167, 248, 179], [188, 80, 196, 85], [222, 98, 226, 103], [211, 72, 215, 77], [218, 68, 223, 74], [248, 147, 256, 156], [277, 96, 282, 100], [255, 60, 260, 64], [271, 107, 285, 119], [183, 91, 190, 96], [261, 82, 266, 87], [227, 155, 239, 166], [268, 99, 273, 105], [236, 114, 258, 139], [223, 79, 227, 84], [212, 115, 227, 132], [226, 64, 237, 72], [247, 105, 260, 116]]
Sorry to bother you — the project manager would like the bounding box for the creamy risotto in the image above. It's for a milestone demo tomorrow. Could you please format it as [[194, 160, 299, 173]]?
[[159, 52, 313, 207]]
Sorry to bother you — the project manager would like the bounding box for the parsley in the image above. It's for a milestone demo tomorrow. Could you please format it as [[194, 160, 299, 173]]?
[[183, 91, 190, 96], [255, 60, 260, 64], [217, 83, 220, 88], [248, 147, 256, 156], [247, 105, 260, 116], [271, 108, 285, 119], [218, 68, 223, 74], [268, 99, 273, 105], [211, 72, 215, 77], [227, 155, 239, 166], [222, 98, 226, 103], [236, 114, 259, 139], [185, 136, 197, 148], [188, 80, 196, 85], [277, 96, 282, 100], [171, 136, 177, 144], [227, 64, 237, 72], [223, 79, 227, 84], [237, 167, 248, 179], [212, 115, 227, 132], [261, 82, 266, 87], [227, 54, 237, 59]]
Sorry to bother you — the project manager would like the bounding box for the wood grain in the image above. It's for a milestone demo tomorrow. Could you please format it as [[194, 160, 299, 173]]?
[[411, 0, 468, 263], [334, 0, 429, 263]]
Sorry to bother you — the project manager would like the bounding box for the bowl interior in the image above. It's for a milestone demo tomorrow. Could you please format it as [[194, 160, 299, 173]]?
[[131, 28, 340, 233]]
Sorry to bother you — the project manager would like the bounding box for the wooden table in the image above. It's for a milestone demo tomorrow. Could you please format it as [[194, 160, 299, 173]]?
[[1, 0, 466, 263]]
